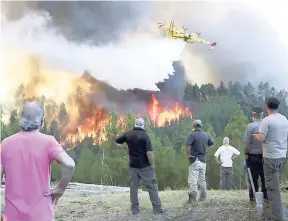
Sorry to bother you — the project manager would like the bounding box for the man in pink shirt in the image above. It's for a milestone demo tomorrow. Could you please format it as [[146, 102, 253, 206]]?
[[0, 102, 75, 221]]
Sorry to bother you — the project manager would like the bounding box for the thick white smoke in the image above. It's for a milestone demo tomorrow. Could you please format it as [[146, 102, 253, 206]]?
[[1, 11, 186, 91]]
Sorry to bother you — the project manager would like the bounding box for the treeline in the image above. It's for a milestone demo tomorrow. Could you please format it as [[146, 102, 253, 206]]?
[[2, 81, 288, 190]]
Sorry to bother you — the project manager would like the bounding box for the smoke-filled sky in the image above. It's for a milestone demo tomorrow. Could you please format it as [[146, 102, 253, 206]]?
[[1, 1, 185, 93], [1, 1, 288, 92], [2, 1, 152, 44], [168, 1, 288, 88]]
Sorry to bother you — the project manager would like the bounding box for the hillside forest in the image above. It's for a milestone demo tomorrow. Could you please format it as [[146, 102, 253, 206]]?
[[2, 80, 288, 191]]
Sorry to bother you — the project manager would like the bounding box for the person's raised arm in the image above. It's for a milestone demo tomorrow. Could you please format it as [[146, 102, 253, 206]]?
[[145, 135, 154, 168], [214, 147, 222, 165], [231, 146, 240, 160], [207, 136, 214, 148], [44, 137, 75, 205], [54, 152, 75, 190], [243, 125, 252, 156], [115, 133, 126, 145], [254, 118, 268, 143]]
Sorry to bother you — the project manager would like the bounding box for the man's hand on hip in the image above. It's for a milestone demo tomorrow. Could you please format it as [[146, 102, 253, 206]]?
[[43, 186, 66, 205]]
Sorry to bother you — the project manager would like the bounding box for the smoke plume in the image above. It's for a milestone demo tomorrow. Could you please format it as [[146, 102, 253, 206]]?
[[2, 1, 288, 97], [1, 1, 185, 92], [3, 1, 152, 44]]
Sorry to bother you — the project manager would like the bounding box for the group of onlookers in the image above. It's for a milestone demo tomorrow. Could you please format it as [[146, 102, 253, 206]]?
[[115, 96, 288, 221], [202, 97, 287, 221], [1, 97, 287, 221], [244, 97, 288, 221]]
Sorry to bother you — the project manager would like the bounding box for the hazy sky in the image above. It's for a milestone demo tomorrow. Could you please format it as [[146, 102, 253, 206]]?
[[1, 1, 288, 91]]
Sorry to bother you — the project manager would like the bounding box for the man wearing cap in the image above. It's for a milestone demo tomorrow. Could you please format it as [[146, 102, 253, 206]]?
[[243, 106, 267, 202], [186, 119, 214, 202], [115, 118, 164, 215], [254, 97, 288, 221]]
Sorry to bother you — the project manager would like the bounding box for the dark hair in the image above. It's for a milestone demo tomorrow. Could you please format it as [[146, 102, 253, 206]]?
[[252, 106, 263, 113], [266, 97, 280, 110], [252, 106, 263, 119]]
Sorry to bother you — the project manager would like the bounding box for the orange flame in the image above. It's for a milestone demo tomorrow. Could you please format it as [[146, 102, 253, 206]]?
[[63, 115, 108, 151], [62, 93, 192, 149], [148, 93, 192, 127]]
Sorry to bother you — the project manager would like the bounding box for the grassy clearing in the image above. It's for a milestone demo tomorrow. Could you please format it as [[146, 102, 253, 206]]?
[[53, 190, 288, 221], [2, 188, 288, 220]]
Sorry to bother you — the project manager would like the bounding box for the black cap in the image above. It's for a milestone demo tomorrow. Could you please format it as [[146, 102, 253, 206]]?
[[252, 106, 263, 114], [266, 97, 280, 110]]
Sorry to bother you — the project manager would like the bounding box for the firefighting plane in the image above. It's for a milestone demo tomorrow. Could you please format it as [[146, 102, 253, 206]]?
[[158, 21, 217, 50]]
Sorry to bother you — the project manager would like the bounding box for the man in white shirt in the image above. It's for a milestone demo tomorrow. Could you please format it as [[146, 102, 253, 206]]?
[[214, 137, 240, 190]]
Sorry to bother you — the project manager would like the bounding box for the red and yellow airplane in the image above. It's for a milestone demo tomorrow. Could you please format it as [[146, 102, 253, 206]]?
[[158, 21, 217, 50]]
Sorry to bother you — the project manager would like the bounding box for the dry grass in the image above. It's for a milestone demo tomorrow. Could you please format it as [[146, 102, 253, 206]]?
[[53, 190, 288, 221], [2, 188, 288, 220]]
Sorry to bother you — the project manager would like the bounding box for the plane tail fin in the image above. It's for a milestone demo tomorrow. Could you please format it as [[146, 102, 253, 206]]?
[[210, 42, 217, 50]]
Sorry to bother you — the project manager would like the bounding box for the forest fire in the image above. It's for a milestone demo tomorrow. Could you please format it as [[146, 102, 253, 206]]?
[[62, 93, 192, 149], [148, 93, 191, 127], [1, 47, 191, 150], [62, 114, 109, 150]]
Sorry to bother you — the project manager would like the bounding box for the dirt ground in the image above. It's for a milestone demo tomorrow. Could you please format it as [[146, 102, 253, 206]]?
[[53, 189, 288, 221], [2, 186, 288, 220]]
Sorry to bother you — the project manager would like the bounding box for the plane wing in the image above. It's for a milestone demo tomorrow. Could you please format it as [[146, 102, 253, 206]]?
[[157, 21, 217, 50]]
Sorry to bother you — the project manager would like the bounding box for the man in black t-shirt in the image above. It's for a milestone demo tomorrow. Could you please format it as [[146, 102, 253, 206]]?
[[115, 118, 163, 215], [186, 119, 214, 202]]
